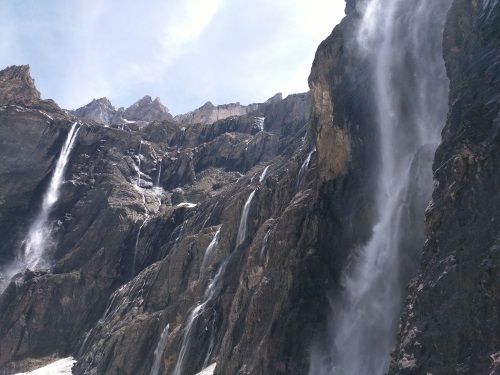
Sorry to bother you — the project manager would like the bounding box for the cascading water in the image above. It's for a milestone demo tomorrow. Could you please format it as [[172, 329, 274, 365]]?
[[156, 158, 162, 188], [259, 228, 272, 266], [200, 226, 221, 276], [150, 324, 170, 375], [309, 0, 452, 374], [172, 259, 228, 375], [137, 141, 143, 186], [259, 166, 269, 182], [19, 122, 80, 274], [296, 148, 315, 190], [132, 216, 149, 277], [235, 190, 255, 249], [173, 189, 256, 375]]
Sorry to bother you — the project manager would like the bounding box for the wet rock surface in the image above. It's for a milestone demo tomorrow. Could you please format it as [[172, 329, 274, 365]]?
[[389, 1, 500, 374]]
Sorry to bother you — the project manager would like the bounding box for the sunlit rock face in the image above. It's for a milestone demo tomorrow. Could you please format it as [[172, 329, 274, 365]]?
[[173, 93, 283, 126], [0, 65, 41, 106]]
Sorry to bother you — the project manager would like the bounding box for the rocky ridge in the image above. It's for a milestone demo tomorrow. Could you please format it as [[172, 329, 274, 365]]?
[[173, 93, 283, 126], [0, 0, 498, 373], [70, 95, 173, 129]]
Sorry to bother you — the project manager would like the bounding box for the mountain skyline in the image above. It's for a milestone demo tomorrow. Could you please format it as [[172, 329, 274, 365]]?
[[0, 0, 344, 115]]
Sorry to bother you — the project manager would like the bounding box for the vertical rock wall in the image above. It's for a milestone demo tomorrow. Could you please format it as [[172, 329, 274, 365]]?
[[390, 0, 500, 373]]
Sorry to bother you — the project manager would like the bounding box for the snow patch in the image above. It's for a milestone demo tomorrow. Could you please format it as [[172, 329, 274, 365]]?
[[15, 357, 76, 375], [195, 363, 216, 375], [176, 202, 197, 208]]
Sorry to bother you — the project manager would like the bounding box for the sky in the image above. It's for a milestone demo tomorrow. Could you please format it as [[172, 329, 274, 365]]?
[[1, 1, 345, 115]]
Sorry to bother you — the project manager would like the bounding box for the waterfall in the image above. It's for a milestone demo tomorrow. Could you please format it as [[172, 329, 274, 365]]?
[[137, 141, 143, 186], [156, 158, 162, 188], [310, 1, 452, 374], [259, 166, 269, 182], [149, 324, 170, 375], [23, 122, 80, 270], [132, 216, 149, 277], [172, 259, 228, 375], [200, 226, 222, 276], [296, 148, 315, 190], [259, 228, 272, 266], [235, 190, 256, 250]]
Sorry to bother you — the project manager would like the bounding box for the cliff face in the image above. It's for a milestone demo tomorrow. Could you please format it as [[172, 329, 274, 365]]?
[[0, 0, 498, 373], [0, 65, 40, 106], [173, 93, 283, 126], [0, 63, 319, 374], [390, 0, 500, 373]]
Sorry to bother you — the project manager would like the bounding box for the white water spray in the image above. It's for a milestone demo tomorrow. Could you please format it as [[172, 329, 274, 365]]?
[[309, 1, 452, 374], [23, 122, 80, 270], [150, 323, 170, 375]]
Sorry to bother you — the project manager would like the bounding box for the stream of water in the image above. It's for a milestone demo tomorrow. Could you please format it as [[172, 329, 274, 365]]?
[[310, 0, 452, 373]]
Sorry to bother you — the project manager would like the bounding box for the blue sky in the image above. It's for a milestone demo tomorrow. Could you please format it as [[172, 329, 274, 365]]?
[[1, 0, 345, 115]]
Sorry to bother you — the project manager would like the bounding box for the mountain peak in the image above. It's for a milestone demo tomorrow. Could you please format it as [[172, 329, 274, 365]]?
[[0, 65, 41, 106]]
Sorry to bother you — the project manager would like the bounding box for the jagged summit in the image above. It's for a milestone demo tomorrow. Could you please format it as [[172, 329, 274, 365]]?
[[0, 65, 41, 106], [70, 94, 173, 127], [71, 91, 287, 128], [123, 95, 171, 122], [71, 97, 116, 124]]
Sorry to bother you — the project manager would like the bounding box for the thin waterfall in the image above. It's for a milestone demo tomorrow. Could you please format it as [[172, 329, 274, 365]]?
[[200, 226, 222, 276], [235, 190, 256, 250], [137, 141, 143, 186], [173, 190, 256, 375], [296, 148, 315, 190], [23, 122, 80, 271], [259, 166, 269, 182], [259, 228, 272, 266], [202, 309, 218, 368], [150, 324, 170, 375], [309, 0, 452, 374], [132, 217, 149, 277], [172, 259, 228, 375], [155, 157, 162, 188]]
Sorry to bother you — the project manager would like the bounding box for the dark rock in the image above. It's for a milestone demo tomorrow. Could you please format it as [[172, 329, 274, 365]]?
[[389, 0, 500, 373]]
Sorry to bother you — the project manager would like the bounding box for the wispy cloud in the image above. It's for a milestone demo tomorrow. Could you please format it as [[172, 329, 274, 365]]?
[[0, 0, 344, 114]]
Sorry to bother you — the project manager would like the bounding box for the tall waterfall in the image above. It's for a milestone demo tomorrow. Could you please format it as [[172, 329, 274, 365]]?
[[310, 0, 452, 374], [23, 122, 80, 270]]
